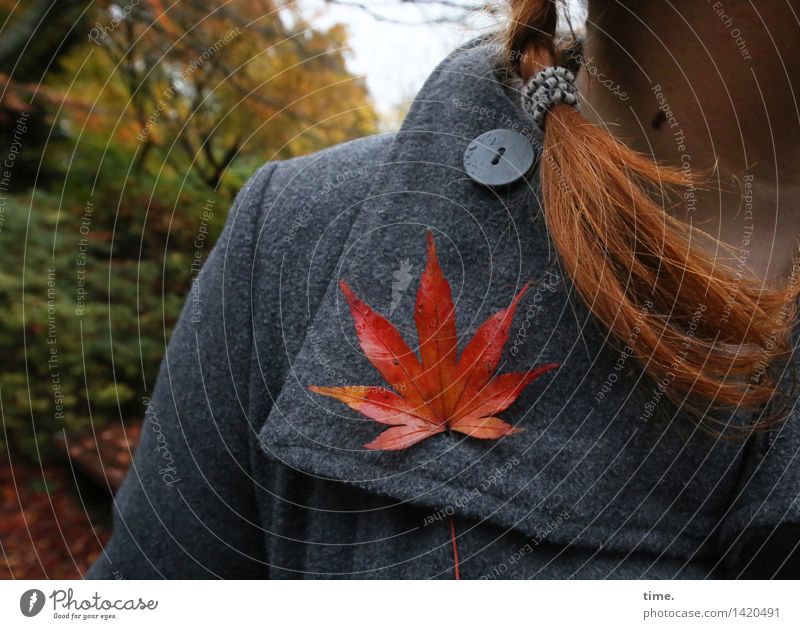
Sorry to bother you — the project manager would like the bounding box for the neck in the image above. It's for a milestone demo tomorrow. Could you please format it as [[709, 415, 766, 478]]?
[[578, 0, 800, 279]]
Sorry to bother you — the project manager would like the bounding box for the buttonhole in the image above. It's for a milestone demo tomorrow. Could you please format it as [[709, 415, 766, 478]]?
[[491, 146, 506, 166]]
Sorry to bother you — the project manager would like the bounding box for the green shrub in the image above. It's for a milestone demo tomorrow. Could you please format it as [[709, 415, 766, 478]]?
[[0, 168, 229, 458]]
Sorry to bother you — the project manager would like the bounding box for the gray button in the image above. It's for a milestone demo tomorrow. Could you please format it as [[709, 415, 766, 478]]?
[[463, 129, 536, 187]]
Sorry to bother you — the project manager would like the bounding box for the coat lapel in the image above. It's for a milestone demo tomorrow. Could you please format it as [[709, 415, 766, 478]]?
[[257, 40, 749, 560]]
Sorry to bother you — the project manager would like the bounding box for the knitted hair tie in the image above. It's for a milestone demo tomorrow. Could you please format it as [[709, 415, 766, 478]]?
[[521, 66, 580, 131]]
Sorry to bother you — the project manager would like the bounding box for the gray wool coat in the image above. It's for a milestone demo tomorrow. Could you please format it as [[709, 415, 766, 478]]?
[[88, 40, 800, 580]]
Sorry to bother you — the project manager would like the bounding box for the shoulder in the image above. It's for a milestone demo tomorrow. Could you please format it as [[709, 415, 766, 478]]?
[[246, 132, 396, 228], [268, 132, 395, 181], [226, 133, 397, 382], [216, 132, 396, 274], [228, 132, 397, 287]]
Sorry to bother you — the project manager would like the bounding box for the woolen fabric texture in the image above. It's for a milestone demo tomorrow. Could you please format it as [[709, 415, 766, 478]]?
[[88, 40, 800, 580]]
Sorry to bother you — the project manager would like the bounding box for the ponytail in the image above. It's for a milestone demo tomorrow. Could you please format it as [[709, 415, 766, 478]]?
[[506, 0, 800, 431]]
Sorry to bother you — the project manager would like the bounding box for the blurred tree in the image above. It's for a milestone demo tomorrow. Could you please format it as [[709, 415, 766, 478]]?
[[57, 0, 378, 192], [0, 0, 92, 81], [0, 0, 94, 191], [0, 0, 378, 459]]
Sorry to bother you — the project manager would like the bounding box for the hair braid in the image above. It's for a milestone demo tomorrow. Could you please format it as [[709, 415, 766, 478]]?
[[506, 0, 800, 431]]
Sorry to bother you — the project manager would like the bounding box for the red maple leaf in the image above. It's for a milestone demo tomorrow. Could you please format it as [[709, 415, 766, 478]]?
[[309, 233, 559, 450]]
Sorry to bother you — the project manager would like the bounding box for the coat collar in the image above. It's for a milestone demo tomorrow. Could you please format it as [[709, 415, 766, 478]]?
[[257, 40, 748, 559]]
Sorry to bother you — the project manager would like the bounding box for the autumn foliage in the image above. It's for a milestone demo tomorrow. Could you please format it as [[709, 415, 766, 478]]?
[[310, 233, 558, 450], [0, 0, 378, 578]]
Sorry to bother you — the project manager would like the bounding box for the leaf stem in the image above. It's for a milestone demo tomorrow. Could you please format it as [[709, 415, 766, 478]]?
[[449, 515, 460, 580]]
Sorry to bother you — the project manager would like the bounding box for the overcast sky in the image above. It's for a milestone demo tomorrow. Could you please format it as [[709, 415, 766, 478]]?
[[302, 1, 585, 116]]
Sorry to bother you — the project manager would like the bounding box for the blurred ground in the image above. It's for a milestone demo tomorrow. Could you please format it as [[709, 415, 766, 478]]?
[[0, 424, 139, 579]]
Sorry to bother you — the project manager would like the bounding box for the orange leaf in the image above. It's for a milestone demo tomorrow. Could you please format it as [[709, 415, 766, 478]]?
[[340, 281, 429, 412], [453, 364, 559, 422], [308, 386, 435, 426], [415, 232, 459, 419], [450, 416, 518, 439], [364, 424, 446, 451], [309, 233, 559, 450], [453, 284, 530, 413]]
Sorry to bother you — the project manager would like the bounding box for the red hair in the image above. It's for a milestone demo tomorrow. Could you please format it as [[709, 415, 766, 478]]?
[[506, 0, 800, 431]]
